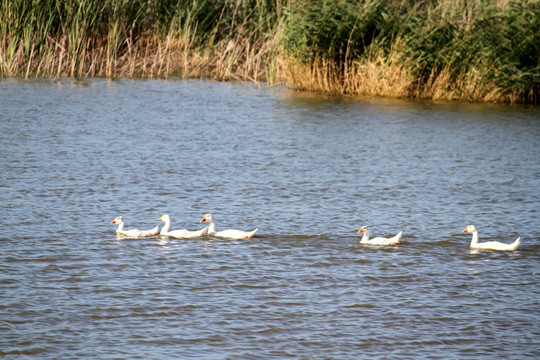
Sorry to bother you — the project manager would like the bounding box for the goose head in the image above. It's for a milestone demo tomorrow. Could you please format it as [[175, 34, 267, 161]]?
[[358, 226, 369, 234], [462, 225, 477, 233], [111, 216, 123, 224], [158, 214, 170, 222], [200, 214, 214, 223]]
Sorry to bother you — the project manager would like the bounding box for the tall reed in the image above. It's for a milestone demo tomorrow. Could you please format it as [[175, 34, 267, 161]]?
[[1, 0, 538, 103], [279, 0, 539, 103]]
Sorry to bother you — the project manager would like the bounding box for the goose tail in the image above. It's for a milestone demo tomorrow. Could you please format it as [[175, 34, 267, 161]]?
[[510, 237, 521, 251], [150, 225, 160, 236], [393, 231, 403, 244], [244, 228, 258, 239]]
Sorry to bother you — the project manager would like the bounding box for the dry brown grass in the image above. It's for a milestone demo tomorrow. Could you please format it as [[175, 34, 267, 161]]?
[[1, 30, 280, 84], [276, 49, 414, 99], [274, 50, 528, 103]]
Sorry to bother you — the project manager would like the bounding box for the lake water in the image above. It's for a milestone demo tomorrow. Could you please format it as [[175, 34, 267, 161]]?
[[1, 78, 539, 359]]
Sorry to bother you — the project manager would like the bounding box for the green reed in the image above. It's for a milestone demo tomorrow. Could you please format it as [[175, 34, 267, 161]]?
[[1, 0, 538, 103], [280, 0, 539, 103]]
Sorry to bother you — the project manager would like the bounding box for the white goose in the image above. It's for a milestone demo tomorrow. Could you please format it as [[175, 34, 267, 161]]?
[[158, 214, 208, 239], [111, 216, 159, 238], [462, 225, 520, 251], [200, 213, 258, 239], [358, 226, 402, 246]]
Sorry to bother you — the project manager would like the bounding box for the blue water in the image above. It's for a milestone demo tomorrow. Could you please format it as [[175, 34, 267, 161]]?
[[1, 78, 539, 359]]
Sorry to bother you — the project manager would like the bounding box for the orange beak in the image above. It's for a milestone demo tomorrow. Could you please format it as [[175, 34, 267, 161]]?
[[358, 228, 364, 233], [201, 216, 206, 223], [158, 216, 163, 221], [111, 219, 116, 224], [462, 228, 468, 233]]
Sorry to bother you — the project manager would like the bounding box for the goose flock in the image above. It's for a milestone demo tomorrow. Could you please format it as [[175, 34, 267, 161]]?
[[111, 214, 522, 251], [112, 213, 256, 240]]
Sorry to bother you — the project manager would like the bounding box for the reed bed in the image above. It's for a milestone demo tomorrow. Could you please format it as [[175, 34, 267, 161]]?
[[1, 0, 538, 103]]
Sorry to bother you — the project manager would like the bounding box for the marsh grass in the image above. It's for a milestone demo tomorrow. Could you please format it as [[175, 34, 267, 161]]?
[[279, 0, 539, 103], [1, 0, 538, 103], [0, 0, 279, 80]]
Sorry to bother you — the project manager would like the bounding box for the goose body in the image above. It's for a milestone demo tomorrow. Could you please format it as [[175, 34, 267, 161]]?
[[358, 226, 402, 246], [200, 214, 258, 239], [462, 225, 520, 251], [111, 216, 159, 238], [158, 214, 208, 239]]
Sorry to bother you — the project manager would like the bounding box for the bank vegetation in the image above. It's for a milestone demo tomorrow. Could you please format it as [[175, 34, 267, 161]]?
[[1, 0, 538, 103]]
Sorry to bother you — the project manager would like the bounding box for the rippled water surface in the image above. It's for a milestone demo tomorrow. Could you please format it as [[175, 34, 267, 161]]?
[[1, 79, 539, 359]]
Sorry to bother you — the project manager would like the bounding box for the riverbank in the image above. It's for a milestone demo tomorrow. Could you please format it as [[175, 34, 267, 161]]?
[[1, 0, 538, 103]]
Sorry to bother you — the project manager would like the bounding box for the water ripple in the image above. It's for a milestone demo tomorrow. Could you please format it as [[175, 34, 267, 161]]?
[[0, 79, 539, 359]]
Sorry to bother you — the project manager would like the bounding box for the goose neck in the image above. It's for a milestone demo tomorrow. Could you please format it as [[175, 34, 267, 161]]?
[[360, 230, 370, 243], [115, 221, 125, 232], [207, 220, 216, 234], [161, 218, 171, 233], [470, 230, 479, 246]]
